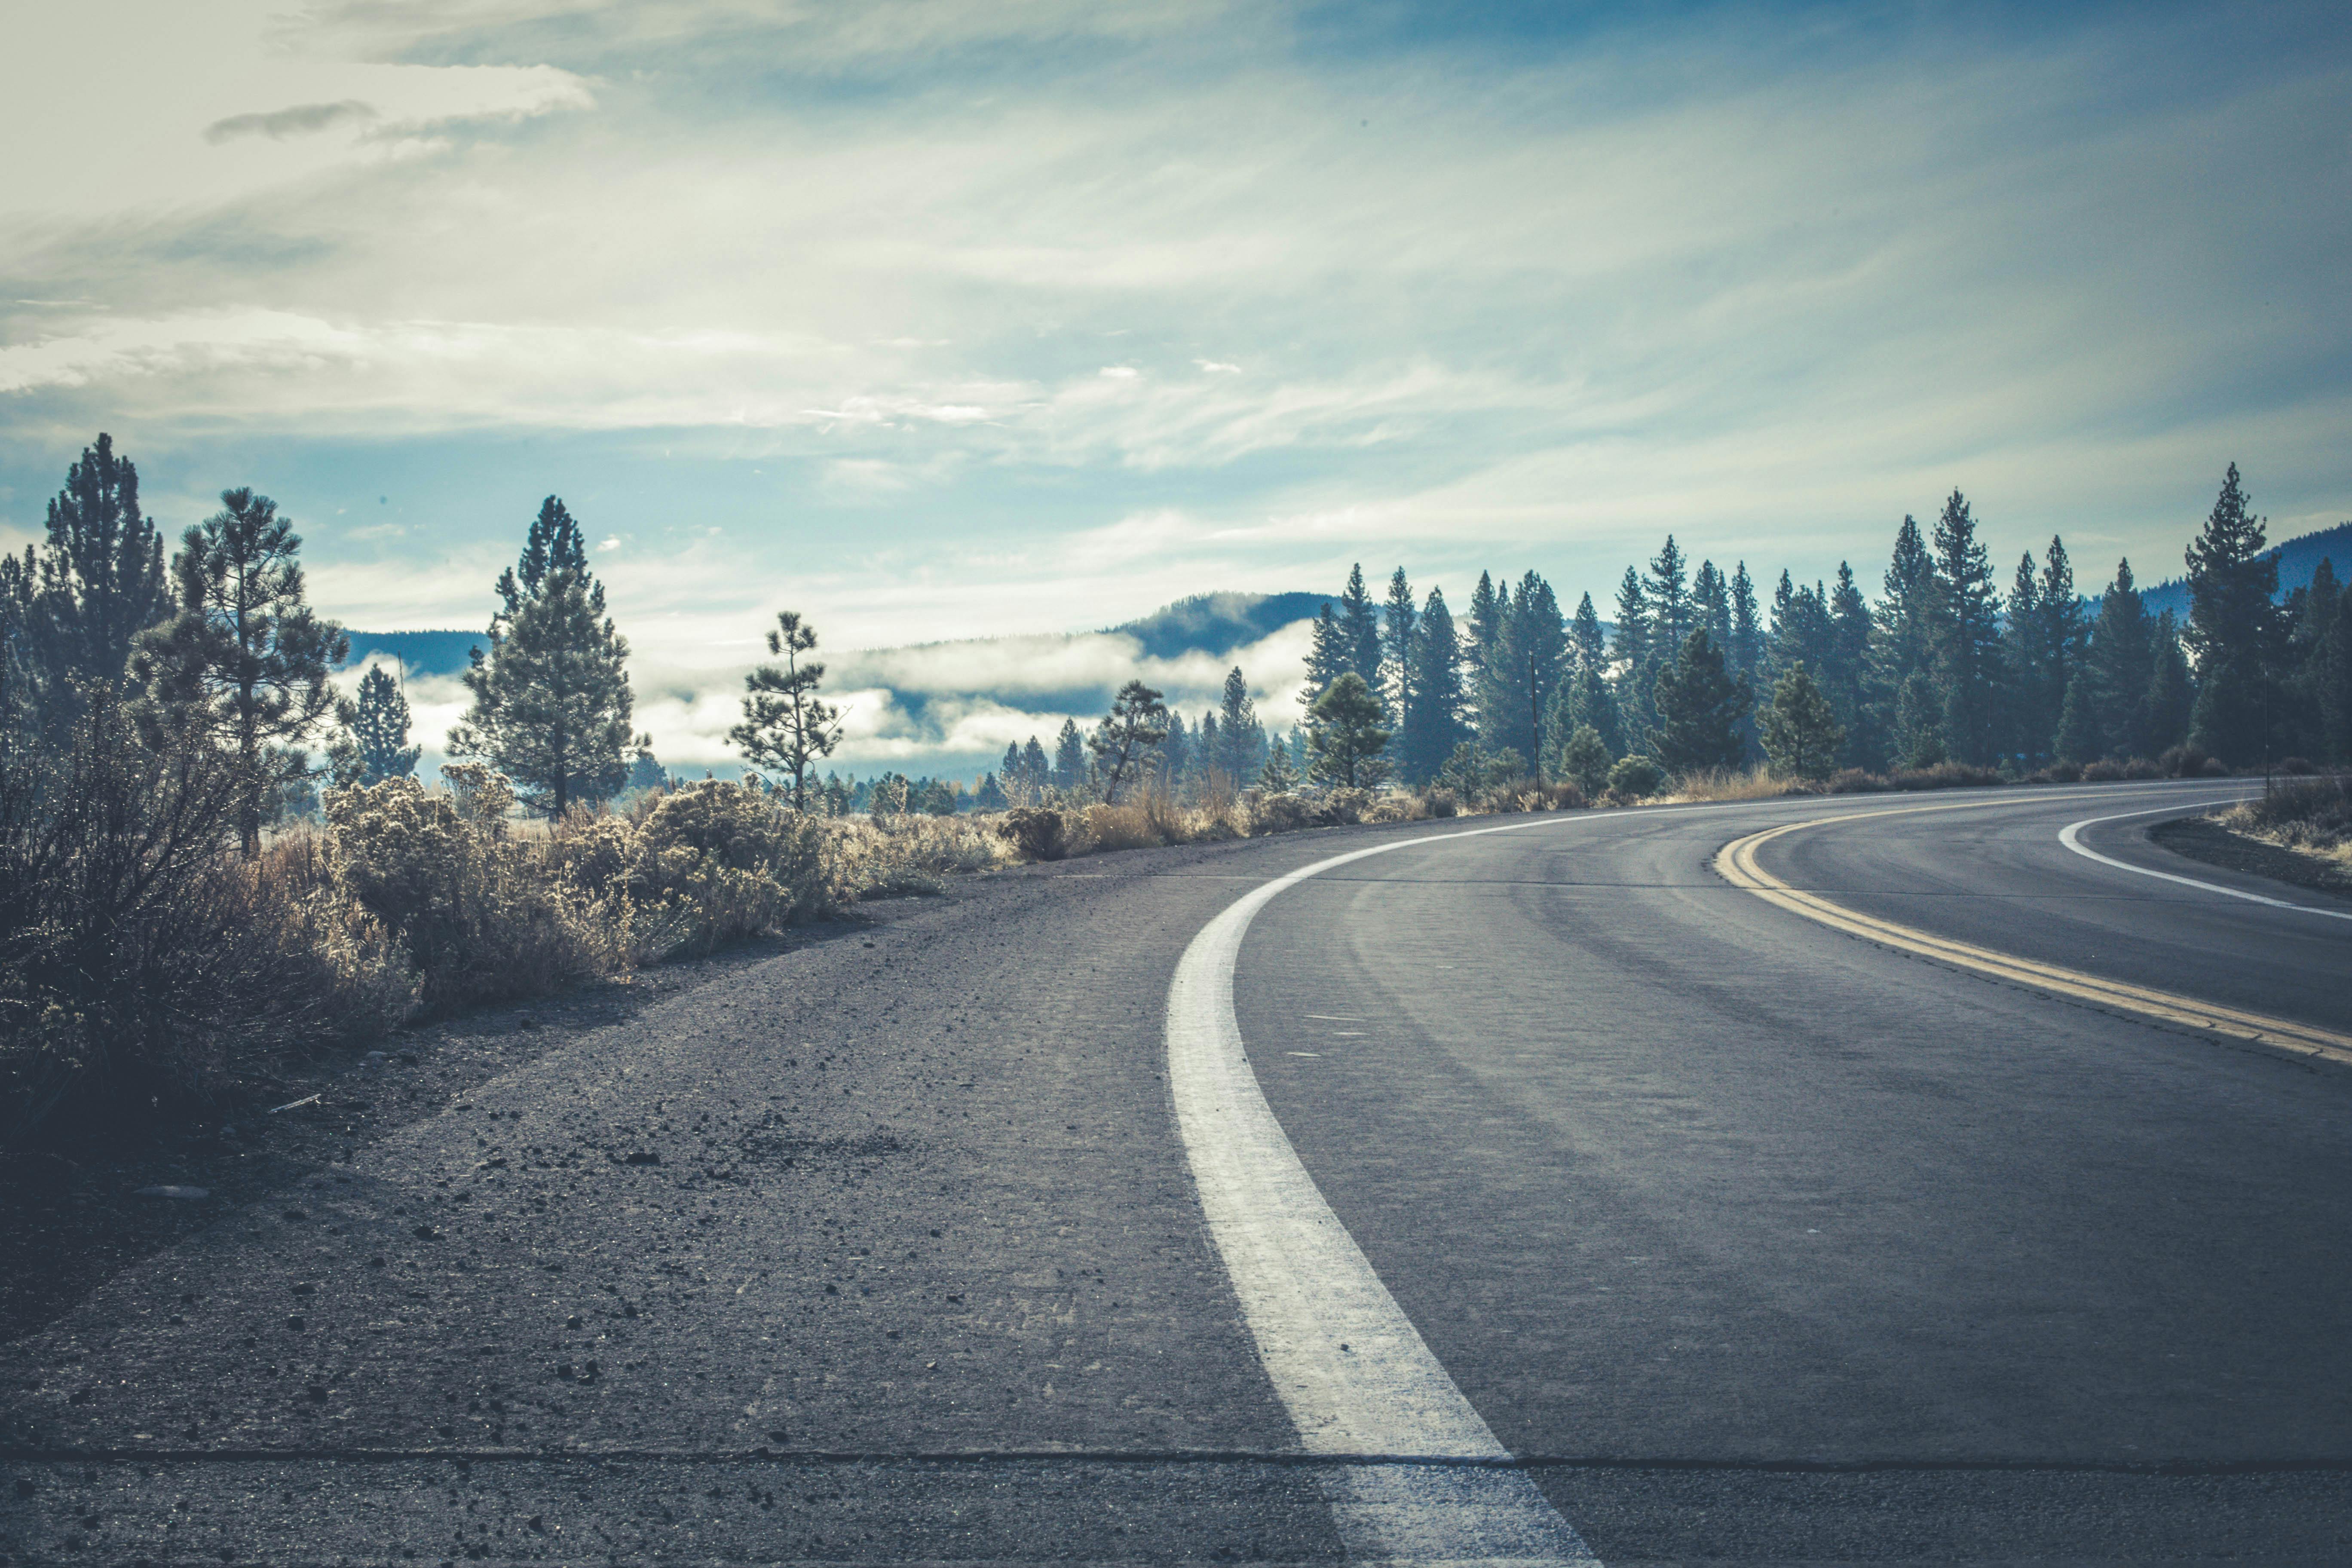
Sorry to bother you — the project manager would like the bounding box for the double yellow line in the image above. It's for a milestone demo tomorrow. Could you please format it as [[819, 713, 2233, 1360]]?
[[1715, 808, 2352, 1069]]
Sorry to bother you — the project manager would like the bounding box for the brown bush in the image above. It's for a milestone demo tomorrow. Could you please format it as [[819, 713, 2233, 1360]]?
[[2156, 745, 2208, 778], [1825, 768, 1890, 794], [1083, 802, 1162, 853], [1250, 792, 1317, 835], [325, 769, 620, 1014], [2, 704, 411, 1141], [2081, 758, 2125, 782], [1884, 761, 2003, 790], [996, 806, 1077, 861]]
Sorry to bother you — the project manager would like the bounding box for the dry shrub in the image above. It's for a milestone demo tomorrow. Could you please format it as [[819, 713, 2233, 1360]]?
[[2, 705, 412, 1140], [1479, 781, 1583, 814], [2156, 745, 2210, 778], [826, 811, 1014, 897], [325, 767, 619, 1014], [1249, 792, 1317, 835], [998, 806, 1079, 861], [2223, 775, 2352, 864], [2081, 757, 2125, 782], [1669, 766, 1805, 803], [1424, 788, 1461, 818], [2034, 761, 2084, 784], [1084, 802, 1162, 853], [1884, 761, 2003, 791], [622, 781, 833, 960], [1824, 768, 1889, 793]]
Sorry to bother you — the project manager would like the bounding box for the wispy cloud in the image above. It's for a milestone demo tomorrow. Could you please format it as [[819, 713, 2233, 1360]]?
[[1, 0, 2345, 780], [205, 100, 381, 144]]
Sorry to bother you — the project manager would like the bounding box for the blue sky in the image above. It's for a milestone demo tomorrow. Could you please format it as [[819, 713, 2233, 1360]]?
[[3, 0, 2347, 769]]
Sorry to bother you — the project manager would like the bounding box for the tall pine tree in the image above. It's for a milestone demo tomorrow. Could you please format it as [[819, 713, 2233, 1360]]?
[[1650, 630, 1749, 776], [729, 609, 844, 809], [1336, 565, 1384, 698], [2184, 462, 2284, 765], [1380, 568, 1418, 731], [134, 487, 347, 852], [1398, 587, 1469, 782], [13, 432, 171, 735], [1929, 489, 2003, 765], [1212, 666, 1266, 784], [330, 664, 420, 787], [450, 496, 645, 817]]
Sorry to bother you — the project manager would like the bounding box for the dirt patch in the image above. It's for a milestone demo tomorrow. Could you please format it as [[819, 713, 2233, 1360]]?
[[2150, 815, 2352, 903], [0, 919, 869, 1344]]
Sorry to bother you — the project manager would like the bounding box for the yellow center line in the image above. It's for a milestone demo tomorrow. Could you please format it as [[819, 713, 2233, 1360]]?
[[1714, 805, 2352, 1069]]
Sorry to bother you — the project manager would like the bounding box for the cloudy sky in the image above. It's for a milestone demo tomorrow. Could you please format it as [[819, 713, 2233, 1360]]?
[[3, 0, 2346, 768]]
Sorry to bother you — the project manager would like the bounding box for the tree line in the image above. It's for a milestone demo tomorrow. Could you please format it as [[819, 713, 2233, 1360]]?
[[1, 451, 665, 835], [1289, 465, 2350, 793]]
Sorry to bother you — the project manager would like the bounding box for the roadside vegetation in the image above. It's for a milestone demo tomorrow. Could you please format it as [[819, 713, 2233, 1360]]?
[[4, 436, 2346, 1149], [2218, 774, 2352, 870]]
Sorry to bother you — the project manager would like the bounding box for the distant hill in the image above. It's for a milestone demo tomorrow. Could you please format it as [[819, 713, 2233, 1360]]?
[[2135, 521, 2352, 623], [337, 629, 482, 675], [1105, 591, 1328, 660]]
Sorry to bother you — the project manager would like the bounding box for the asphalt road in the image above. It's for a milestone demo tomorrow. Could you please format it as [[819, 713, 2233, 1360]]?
[[5, 779, 2349, 1564]]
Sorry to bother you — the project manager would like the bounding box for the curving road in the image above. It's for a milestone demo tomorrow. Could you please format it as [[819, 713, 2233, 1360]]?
[[5, 778, 2349, 1563]]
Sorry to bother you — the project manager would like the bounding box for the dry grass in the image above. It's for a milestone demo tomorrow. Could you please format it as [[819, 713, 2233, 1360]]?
[[1664, 765, 1810, 804], [2221, 775, 2352, 867]]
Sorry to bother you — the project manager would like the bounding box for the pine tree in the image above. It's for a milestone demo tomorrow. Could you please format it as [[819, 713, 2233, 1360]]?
[[1305, 671, 1391, 788], [1213, 666, 1265, 784], [2146, 610, 2194, 757], [1929, 489, 2003, 765], [1158, 711, 1191, 796], [1052, 717, 1087, 794], [1826, 563, 1877, 765], [1380, 568, 1418, 729], [1258, 733, 1302, 792], [131, 487, 347, 852], [1465, 572, 1505, 684], [2075, 559, 2153, 760], [1395, 588, 1468, 783], [1301, 602, 1346, 708], [1728, 564, 1763, 686], [2184, 463, 2284, 765], [1894, 671, 1947, 768], [2289, 559, 2343, 761], [1476, 572, 1565, 774], [448, 496, 645, 818], [1570, 591, 1606, 668], [1560, 657, 1621, 759], [1876, 512, 1938, 689], [729, 609, 843, 810], [1760, 662, 1844, 780], [1087, 680, 1169, 802], [1646, 536, 1691, 652], [1610, 566, 1648, 670], [1693, 560, 1731, 650], [15, 433, 171, 735], [1336, 565, 1384, 696], [2316, 572, 2352, 764], [331, 664, 420, 787], [2049, 671, 2100, 770], [1649, 630, 1749, 776], [1557, 723, 1613, 799]]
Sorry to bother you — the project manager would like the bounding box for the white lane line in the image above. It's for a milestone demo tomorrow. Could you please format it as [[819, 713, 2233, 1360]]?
[[2058, 799, 2352, 922], [1166, 818, 1597, 1565]]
